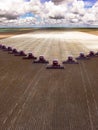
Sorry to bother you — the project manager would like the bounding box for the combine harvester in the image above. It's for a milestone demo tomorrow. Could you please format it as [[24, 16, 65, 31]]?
[[0, 44, 6, 50], [4, 46, 13, 51], [0, 44, 4, 49], [62, 56, 78, 64], [86, 51, 96, 58], [23, 53, 37, 60], [33, 55, 49, 64], [76, 52, 90, 60], [9, 48, 19, 54], [46, 59, 64, 69], [0, 44, 13, 52], [14, 50, 27, 56], [0, 45, 13, 52]]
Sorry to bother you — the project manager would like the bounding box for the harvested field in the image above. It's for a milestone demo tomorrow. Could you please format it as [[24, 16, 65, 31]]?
[[1, 30, 98, 63], [0, 29, 98, 130]]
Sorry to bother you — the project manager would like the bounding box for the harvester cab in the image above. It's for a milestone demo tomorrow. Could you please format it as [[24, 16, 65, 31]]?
[[2, 45, 6, 50], [33, 55, 49, 63], [7, 47, 13, 51], [19, 51, 27, 56], [87, 51, 96, 57], [79, 52, 85, 58], [53, 59, 59, 66], [39, 55, 45, 61], [46, 59, 64, 69]]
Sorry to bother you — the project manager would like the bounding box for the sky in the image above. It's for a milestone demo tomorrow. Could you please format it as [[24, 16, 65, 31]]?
[[0, 0, 98, 27]]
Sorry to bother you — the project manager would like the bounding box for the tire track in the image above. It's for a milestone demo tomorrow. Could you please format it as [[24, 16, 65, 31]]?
[[79, 62, 98, 130], [2, 65, 44, 129]]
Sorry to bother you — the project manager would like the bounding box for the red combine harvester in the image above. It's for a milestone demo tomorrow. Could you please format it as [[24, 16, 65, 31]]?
[[2, 45, 6, 50], [86, 51, 96, 57], [9, 48, 19, 54], [33, 55, 49, 64], [23, 53, 37, 60], [5, 46, 13, 51], [76, 52, 89, 60], [15, 50, 27, 56], [46, 59, 64, 69], [63, 56, 78, 64]]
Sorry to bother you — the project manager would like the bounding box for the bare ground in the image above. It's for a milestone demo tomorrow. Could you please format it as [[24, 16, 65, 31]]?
[[0, 48, 98, 130]]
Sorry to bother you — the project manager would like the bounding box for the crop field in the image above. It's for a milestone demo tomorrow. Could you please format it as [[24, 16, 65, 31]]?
[[0, 29, 98, 130], [1, 29, 98, 63]]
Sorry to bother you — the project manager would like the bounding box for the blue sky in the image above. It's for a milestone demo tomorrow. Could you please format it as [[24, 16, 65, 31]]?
[[83, 0, 96, 3], [20, 12, 35, 18], [24, 0, 30, 2], [83, 0, 96, 7], [40, 0, 51, 3], [40, 0, 97, 4]]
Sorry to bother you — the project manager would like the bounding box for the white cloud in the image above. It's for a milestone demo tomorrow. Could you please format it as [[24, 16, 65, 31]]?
[[0, 0, 98, 27], [43, 1, 67, 19], [0, 0, 27, 20]]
